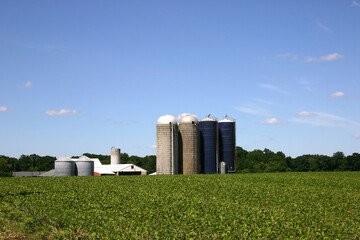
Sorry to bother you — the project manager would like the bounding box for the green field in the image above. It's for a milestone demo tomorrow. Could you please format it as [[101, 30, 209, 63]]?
[[1, 172, 360, 239]]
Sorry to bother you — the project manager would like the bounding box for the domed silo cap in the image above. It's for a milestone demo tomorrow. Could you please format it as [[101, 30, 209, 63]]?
[[179, 115, 199, 124], [157, 114, 177, 125]]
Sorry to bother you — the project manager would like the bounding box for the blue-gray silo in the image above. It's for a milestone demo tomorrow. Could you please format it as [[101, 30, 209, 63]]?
[[218, 115, 236, 173], [199, 115, 218, 174], [54, 156, 76, 176]]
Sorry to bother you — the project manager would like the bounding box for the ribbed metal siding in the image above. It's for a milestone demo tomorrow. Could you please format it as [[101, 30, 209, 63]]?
[[218, 121, 236, 173], [76, 161, 94, 176], [55, 161, 76, 176], [199, 121, 218, 174]]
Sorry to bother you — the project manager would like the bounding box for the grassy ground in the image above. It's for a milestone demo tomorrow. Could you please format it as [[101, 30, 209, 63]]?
[[1, 172, 360, 239]]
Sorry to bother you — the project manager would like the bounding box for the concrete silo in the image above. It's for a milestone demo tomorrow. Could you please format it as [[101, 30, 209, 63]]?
[[76, 156, 94, 176], [156, 114, 179, 175], [55, 156, 76, 177], [218, 115, 236, 173], [179, 115, 200, 174], [111, 148, 121, 165], [199, 114, 218, 174]]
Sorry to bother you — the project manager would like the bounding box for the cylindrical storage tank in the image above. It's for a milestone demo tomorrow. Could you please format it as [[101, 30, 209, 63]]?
[[76, 156, 95, 176], [156, 114, 179, 175], [218, 117, 236, 173], [179, 115, 200, 175], [55, 156, 76, 177], [111, 148, 121, 165], [199, 116, 218, 174], [220, 161, 226, 174]]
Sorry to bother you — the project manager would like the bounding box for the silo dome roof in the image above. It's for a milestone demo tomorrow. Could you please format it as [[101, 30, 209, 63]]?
[[157, 114, 177, 125], [179, 115, 199, 124], [56, 156, 74, 161], [200, 117, 216, 122], [78, 155, 94, 161], [219, 119, 234, 123]]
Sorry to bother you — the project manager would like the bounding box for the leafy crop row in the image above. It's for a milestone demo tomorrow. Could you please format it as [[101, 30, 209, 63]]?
[[1, 172, 360, 239]]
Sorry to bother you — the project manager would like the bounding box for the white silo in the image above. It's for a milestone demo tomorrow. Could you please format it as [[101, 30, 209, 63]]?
[[76, 155, 95, 176], [156, 114, 179, 175], [111, 148, 121, 165], [179, 115, 200, 174], [55, 156, 76, 177]]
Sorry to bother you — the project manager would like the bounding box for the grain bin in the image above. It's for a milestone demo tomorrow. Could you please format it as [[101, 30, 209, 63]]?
[[55, 156, 76, 177], [179, 114, 200, 174], [199, 114, 218, 174], [218, 115, 236, 173], [111, 148, 121, 165], [156, 114, 179, 175], [76, 155, 95, 176]]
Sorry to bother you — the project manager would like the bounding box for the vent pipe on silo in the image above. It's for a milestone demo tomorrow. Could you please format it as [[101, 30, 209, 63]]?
[[111, 148, 121, 165]]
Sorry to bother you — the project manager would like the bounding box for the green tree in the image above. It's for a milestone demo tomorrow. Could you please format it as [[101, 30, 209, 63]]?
[[0, 157, 13, 177]]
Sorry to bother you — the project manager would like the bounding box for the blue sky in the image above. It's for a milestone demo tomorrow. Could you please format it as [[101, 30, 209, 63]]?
[[0, 1, 359, 158]]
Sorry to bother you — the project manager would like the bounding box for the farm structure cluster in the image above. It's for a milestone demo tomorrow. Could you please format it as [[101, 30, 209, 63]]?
[[156, 114, 236, 175]]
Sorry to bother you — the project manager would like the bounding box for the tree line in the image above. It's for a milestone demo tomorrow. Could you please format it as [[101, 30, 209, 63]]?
[[1, 147, 359, 177]]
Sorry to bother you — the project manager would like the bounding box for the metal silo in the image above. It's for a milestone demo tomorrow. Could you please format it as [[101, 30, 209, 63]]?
[[111, 147, 121, 165], [179, 114, 200, 174], [55, 156, 76, 177], [199, 114, 218, 174], [156, 114, 179, 175], [76, 156, 95, 176], [218, 115, 236, 173]]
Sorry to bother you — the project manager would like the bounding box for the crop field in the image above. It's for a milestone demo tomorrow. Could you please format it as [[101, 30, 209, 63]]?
[[1, 172, 360, 239]]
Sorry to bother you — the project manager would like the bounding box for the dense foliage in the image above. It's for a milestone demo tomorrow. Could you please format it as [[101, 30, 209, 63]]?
[[236, 147, 360, 173], [1, 147, 359, 176], [1, 172, 359, 239]]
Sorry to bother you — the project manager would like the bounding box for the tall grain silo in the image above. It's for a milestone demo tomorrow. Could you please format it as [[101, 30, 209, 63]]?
[[156, 114, 179, 175], [111, 148, 121, 165], [218, 115, 236, 173], [55, 156, 76, 177], [76, 156, 95, 176], [199, 114, 218, 174], [179, 115, 200, 174]]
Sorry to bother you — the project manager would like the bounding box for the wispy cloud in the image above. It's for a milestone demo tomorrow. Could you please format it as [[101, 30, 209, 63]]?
[[330, 91, 345, 98], [297, 111, 314, 116], [353, 134, 360, 139], [299, 80, 313, 91], [352, 0, 360, 7], [19, 81, 32, 89], [45, 109, 78, 116], [317, 22, 332, 33], [259, 83, 287, 94], [275, 53, 298, 60], [250, 98, 273, 105], [293, 111, 360, 128], [305, 53, 344, 62], [150, 145, 156, 149], [235, 104, 270, 116], [0, 106, 8, 112], [257, 117, 288, 125]]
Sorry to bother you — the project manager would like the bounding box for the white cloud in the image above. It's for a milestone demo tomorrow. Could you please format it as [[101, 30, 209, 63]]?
[[317, 22, 332, 33], [275, 53, 298, 60], [257, 117, 288, 125], [297, 111, 314, 116], [353, 134, 360, 139], [150, 145, 156, 149], [0, 106, 8, 112], [305, 53, 344, 62], [45, 109, 78, 116], [235, 104, 270, 116], [259, 83, 287, 94], [292, 111, 360, 128], [352, 0, 360, 7], [19, 81, 32, 89], [330, 91, 345, 98], [250, 98, 273, 105]]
